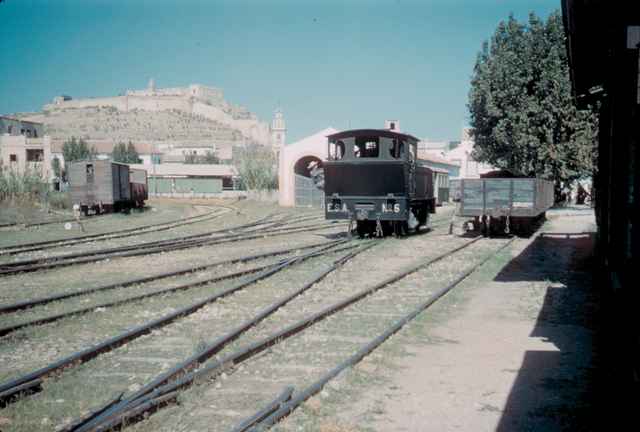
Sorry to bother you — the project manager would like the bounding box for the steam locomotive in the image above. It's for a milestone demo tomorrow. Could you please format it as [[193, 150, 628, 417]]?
[[323, 129, 436, 237]]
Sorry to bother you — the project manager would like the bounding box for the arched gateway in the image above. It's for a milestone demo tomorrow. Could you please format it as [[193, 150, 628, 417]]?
[[278, 127, 338, 207]]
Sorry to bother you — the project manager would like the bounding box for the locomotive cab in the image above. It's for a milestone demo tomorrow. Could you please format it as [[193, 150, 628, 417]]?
[[324, 129, 436, 237]]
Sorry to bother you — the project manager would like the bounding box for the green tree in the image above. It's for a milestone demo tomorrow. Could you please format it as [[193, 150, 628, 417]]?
[[62, 137, 97, 163], [184, 150, 219, 164], [112, 141, 142, 163], [51, 156, 63, 179], [468, 11, 597, 198], [233, 145, 277, 191], [112, 142, 127, 163], [125, 141, 142, 163]]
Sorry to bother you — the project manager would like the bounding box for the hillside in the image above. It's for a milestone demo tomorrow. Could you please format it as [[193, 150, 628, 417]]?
[[20, 107, 245, 144]]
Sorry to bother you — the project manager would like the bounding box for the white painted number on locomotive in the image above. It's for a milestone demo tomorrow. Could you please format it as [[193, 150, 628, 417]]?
[[381, 203, 400, 213]]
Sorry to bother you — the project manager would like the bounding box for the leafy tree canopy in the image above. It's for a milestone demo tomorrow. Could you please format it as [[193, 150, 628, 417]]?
[[51, 156, 62, 179], [112, 141, 142, 164], [468, 11, 597, 190], [62, 137, 97, 163]]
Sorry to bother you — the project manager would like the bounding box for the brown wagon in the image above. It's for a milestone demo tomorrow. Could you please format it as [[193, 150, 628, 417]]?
[[68, 160, 148, 215]]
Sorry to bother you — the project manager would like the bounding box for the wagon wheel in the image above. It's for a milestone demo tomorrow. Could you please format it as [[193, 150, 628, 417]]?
[[481, 216, 489, 237]]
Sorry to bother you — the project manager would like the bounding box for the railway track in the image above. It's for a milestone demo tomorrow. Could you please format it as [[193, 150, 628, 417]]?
[[0, 240, 347, 336], [0, 207, 230, 256], [0, 203, 218, 233], [0, 215, 334, 276], [0, 239, 358, 409], [0, 239, 334, 315], [0, 201, 325, 258], [51, 233, 512, 432]]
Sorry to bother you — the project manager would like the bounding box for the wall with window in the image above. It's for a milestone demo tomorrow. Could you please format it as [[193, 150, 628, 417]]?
[[0, 117, 44, 138], [0, 135, 52, 180]]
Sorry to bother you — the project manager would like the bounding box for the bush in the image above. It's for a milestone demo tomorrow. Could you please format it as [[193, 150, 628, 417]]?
[[0, 164, 48, 204], [0, 164, 70, 210], [47, 191, 72, 210], [233, 145, 278, 191]]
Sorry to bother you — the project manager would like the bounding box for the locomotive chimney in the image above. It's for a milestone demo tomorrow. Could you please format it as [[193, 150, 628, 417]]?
[[384, 120, 400, 132]]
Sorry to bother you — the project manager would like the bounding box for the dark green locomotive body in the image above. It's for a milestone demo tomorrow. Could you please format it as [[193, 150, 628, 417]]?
[[323, 129, 436, 236]]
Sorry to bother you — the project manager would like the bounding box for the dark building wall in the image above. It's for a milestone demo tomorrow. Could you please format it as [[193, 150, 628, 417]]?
[[0, 116, 44, 138], [563, 0, 640, 413]]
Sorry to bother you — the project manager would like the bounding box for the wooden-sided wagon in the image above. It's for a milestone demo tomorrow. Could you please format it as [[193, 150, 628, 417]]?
[[68, 160, 148, 215]]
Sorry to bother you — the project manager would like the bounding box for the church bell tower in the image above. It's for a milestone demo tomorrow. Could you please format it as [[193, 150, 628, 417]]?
[[270, 108, 286, 156]]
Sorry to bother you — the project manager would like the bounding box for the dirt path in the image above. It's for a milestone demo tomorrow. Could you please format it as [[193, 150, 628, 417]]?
[[277, 211, 599, 432]]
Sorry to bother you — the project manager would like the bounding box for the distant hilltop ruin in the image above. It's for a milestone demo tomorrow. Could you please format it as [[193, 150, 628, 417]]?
[[44, 79, 272, 147]]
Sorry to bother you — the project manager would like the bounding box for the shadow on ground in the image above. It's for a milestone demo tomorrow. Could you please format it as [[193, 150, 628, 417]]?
[[494, 233, 603, 432]]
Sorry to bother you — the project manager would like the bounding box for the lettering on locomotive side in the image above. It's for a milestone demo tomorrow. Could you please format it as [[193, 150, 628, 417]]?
[[381, 203, 401, 213], [327, 202, 348, 213]]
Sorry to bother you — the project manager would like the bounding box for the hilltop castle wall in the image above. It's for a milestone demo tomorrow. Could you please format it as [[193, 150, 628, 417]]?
[[43, 84, 271, 146]]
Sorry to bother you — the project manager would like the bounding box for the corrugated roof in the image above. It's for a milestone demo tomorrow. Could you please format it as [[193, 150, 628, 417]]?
[[128, 163, 237, 177]]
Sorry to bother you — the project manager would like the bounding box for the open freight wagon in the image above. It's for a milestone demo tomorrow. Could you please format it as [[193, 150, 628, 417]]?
[[452, 177, 554, 236], [68, 160, 148, 215]]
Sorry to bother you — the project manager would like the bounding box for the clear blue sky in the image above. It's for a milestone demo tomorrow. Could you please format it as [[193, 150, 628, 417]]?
[[0, 0, 560, 143]]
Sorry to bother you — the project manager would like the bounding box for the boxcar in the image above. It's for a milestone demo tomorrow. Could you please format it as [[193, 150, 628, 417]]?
[[68, 160, 148, 215], [455, 177, 554, 236], [324, 129, 436, 237]]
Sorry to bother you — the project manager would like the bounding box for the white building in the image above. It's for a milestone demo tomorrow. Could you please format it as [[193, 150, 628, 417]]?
[[278, 127, 338, 207], [421, 128, 494, 178]]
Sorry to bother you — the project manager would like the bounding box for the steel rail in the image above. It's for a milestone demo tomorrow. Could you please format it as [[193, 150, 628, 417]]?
[[0, 213, 324, 270], [55, 394, 124, 432], [0, 240, 335, 314], [251, 238, 516, 431], [0, 219, 341, 276], [0, 209, 228, 256], [0, 240, 357, 336], [0, 220, 340, 276], [0, 211, 318, 260], [85, 237, 482, 431], [0, 215, 276, 270], [0, 206, 232, 252], [72, 243, 375, 432], [0, 240, 349, 408], [7, 210, 323, 257], [230, 387, 294, 432], [0, 263, 279, 337]]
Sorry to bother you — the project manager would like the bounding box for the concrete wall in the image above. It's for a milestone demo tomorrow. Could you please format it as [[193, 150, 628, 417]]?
[[0, 135, 52, 180], [45, 96, 128, 111], [279, 134, 331, 206]]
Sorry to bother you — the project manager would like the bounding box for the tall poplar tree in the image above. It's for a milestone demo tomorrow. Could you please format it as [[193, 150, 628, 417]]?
[[468, 11, 597, 195]]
